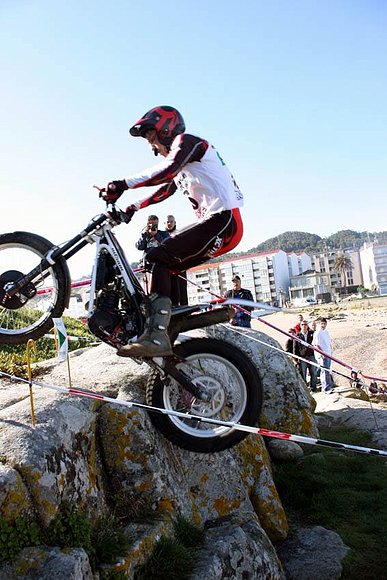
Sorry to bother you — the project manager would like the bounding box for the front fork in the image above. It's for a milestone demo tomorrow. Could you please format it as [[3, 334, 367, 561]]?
[[148, 355, 211, 403]]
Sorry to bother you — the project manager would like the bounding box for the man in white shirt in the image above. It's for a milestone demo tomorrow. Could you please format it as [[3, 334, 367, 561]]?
[[313, 317, 333, 392]]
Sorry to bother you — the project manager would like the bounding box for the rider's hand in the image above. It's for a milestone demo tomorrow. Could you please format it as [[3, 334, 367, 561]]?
[[102, 180, 128, 202], [125, 204, 137, 221]]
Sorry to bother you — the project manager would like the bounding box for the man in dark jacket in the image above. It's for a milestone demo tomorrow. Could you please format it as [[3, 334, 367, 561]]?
[[164, 214, 188, 306], [135, 215, 169, 269], [224, 275, 254, 328], [294, 321, 318, 391]]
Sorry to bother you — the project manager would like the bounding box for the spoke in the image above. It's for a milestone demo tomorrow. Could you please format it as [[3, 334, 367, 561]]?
[[0, 242, 58, 336], [162, 352, 247, 439]]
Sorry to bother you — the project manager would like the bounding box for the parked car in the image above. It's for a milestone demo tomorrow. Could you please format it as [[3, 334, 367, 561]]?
[[293, 296, 317, 307]]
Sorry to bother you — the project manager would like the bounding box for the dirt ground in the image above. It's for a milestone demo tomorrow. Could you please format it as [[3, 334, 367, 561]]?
[[251, 296, 387, 388]]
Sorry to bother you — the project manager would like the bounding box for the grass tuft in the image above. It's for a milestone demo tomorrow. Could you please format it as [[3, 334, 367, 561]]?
[[134, 537, 194, 580], [134, 516, 204, 579], [173, 514, 205, 549]]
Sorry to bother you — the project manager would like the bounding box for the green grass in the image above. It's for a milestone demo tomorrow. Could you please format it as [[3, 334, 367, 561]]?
[[0, 315, 95, 379], [134, 537, 194, 580], [134, 516, 205, 580], [273, 425, 387, 579], [46, 503, 129, 571]]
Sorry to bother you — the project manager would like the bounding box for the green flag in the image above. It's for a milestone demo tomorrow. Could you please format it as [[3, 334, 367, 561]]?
[[52, 318, 68, 362]]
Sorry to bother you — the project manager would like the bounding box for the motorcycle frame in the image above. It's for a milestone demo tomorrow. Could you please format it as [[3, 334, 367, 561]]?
[[86, 225, 145, 323], [3, 209, 231, 401]]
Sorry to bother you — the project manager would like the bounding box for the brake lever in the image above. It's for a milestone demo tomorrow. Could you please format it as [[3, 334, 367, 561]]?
[[109, 206, 119, 221], [93, 186, 133, 223], [93, 184, 106, 198]]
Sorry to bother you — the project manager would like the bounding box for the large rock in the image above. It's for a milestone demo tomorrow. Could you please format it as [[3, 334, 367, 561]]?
[[192, 517, 285, 580], [0, 324, 318, 577], [0, 547, 93, 580], [277, 525, 350, 580], [0, 393, 104, 526], [201, 325, 318, 437]]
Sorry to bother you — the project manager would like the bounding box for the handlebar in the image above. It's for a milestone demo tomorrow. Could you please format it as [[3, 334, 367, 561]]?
[[93, 184, 107, 198], [93, 185, 135, 225], [108, 206, 134, 225]]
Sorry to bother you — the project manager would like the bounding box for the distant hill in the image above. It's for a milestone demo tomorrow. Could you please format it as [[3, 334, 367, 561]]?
[[250, 229, 387, 254], [210, 229, 387, 263]]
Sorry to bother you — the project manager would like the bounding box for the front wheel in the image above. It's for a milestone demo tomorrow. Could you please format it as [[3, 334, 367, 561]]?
[[146, 338, 263, 453], [0, 232, 68, 344]]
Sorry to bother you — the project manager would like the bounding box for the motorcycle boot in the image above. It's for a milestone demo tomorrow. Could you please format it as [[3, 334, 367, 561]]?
[[117, 293, 173, 357]]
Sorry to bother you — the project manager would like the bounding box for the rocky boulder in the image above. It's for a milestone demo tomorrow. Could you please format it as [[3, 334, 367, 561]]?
[[0, 324, 318, 578]]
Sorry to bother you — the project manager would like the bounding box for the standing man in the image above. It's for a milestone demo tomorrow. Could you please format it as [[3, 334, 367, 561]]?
[[164, 214, 188, 306], [165, 215, 177, 234], [135, 215, 169, 267], [294, 314, 306, 334], [294, 321, 318, 392], [313, 317, 333, 392], [224, 275, 254, 328]]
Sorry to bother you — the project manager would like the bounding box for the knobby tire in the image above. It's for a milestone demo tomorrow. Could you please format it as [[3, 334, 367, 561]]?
[[146, 337, 263, 453], [0, 232, 68, 344]]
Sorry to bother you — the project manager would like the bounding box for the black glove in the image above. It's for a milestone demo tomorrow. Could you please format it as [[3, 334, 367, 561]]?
[[102, 180, 128, 202], [125, 204, 137, 220]]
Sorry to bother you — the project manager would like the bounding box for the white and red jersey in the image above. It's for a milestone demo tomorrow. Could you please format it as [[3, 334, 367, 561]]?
[[125, 133, 243, 221]]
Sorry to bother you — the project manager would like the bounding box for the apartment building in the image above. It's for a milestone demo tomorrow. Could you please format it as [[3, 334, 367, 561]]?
[[360, 242, 387, 295], [287, 252, 312, 277], [186, 250, 311, 305], [288, 270, 330, 303], [311, 249, 363, 293]]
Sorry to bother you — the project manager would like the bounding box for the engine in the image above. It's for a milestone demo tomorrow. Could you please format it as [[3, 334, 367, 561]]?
[[87, 288, 140, 347]]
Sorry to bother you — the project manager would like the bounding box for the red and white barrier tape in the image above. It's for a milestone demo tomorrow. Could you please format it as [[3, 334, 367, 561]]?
[[0, 370, 386, 457]]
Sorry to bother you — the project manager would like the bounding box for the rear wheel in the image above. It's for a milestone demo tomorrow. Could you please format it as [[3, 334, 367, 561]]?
[[0, 232, 68, 344], [146, 338, 263, 453]]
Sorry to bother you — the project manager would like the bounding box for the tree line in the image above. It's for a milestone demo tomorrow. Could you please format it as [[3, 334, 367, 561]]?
[[211, 229, 387, 263]]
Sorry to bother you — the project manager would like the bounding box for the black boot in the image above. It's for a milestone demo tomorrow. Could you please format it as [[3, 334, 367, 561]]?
[[117, 294, 172, 357]]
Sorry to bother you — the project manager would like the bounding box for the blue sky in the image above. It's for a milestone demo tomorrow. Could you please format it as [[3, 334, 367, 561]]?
[[1, 0, 386, 278]]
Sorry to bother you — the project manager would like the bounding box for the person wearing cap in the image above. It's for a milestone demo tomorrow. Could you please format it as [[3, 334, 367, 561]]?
[[224, 275, 254, 328]]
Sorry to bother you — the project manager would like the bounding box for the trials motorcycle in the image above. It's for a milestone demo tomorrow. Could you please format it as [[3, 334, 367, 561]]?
[[0, 204, 263, 452]]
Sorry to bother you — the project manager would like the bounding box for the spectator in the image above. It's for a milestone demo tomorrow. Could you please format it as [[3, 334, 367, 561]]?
[[164, 214, 188, 306], [285, 328, 299, 369], [224, 275, 254, 328], [313, 317, 333, 392], [285, 328, 296, 355], [295, 321, 318, 392], [165, 214, 177, 234], [294, 314, 305, 334], [309, 319, 320, 382], [136, 215, 169, 291]]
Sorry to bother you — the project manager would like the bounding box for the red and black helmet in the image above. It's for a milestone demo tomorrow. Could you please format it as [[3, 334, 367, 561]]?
[[129, 106, 185, 147]]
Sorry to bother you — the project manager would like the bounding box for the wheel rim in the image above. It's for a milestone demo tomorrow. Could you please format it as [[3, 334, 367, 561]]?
[[0, 242, 59, 336], [162, 352, 248, 439]]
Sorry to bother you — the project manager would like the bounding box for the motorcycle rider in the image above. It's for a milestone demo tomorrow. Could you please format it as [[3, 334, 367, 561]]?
[[102, 105, 244, 357]]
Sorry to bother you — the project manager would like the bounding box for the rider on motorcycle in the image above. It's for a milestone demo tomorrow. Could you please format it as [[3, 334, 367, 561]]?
[[103, 105, 244, 358]]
